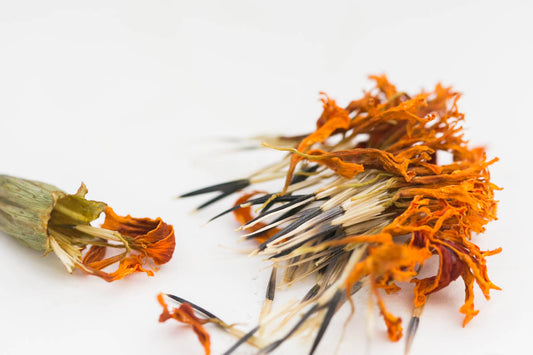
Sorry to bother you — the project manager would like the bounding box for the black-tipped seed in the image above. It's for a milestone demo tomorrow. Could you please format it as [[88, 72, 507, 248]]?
[[268, 225, 339, 259], [266, 267, 277, 301], [260, 165, 318, 212], [262, 206, 344, 254], [241, 202, 311, 241], [165, 293, 220, 320], [258, 304, 320, 354], [195, 191, 239, 210], [181, 179, 252, 209], [309, 291, 342, 355], [244, 194, 316, 228], [207, 194, 274, 222], [404, 315, 420, 355], [257, 207, 322, 252], [302, 284, 321, 302], [289, 165, 319, 185], [350, 280, 363, 295], [209, 194, 310, 223], [179, 179, 250, 198], [223, 325, 260, 355]]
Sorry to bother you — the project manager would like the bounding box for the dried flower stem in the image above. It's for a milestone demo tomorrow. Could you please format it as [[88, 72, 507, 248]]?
[[0, 175, 175, 281]]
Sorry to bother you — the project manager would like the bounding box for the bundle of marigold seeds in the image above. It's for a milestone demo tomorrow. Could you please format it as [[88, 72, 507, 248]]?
[[160, 75, 500, 354]]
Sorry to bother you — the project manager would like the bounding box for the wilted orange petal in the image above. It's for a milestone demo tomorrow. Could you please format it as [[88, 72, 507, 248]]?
[[101, 207, 176, 265], [157, 293, 211, 355], [380, 302, 403, 342], [82, 255, 154, 282], [459, 268, 479, 327], [81, 245, 106, 264], [413, 242, 465, 307], [305, 149, 365, 179], [284, 95, 351, 190], [368, 74, 398, 99], [84, 252, 127, 271]]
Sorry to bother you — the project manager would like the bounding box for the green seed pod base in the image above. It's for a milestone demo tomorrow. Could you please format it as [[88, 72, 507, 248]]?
[[0, 174, 65, 251]]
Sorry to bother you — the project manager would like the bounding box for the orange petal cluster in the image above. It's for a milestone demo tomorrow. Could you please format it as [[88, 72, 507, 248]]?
[[248, 74, 500, 339], [81, 207, 175, 281], [100, 207, 176, 265]]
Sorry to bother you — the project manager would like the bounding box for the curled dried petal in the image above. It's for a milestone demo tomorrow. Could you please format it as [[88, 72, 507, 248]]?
[[101, 207, 176, 265], [76, 207, 175, 281], [82, 255, 155, 282], [284, 95, 351, 190], [81, 245, 106, 264], [157, 293, 211, 355]]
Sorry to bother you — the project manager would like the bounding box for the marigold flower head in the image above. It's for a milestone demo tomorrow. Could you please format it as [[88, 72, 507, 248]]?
[[0, 175, 175, 281], [176, 74, 500, 354]]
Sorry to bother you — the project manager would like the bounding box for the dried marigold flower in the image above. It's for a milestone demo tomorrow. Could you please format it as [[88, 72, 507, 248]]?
[[177, 75, 500, 354], [0, 175, 175, 281]]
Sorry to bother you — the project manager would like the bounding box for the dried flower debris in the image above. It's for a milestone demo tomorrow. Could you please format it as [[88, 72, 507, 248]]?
[[0, 175, 175, 281]]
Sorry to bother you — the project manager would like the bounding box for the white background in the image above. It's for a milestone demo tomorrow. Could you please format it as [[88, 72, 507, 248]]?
[[0, 1, 530, 354]]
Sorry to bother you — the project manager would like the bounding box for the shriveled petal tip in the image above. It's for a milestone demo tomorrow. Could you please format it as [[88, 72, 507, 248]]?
[[101, 207, 176, 265], [384, 314, 403, 342], [80, 255, 155, 282], [368, 74, 398, 99], [157, 293, 211, 355], [157, 293, 171, 321]]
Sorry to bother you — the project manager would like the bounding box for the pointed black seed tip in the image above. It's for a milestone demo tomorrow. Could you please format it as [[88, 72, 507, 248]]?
[[164, 293, 220, 320], [309, 291, 342, 355], [268, 224, 338, 259], [266, 268, 277, 301], [223, 325, 260, 355], [404, 316, 420, 355], [289, 165, 319, 185], [207, 194, 281, 222], [179, 179, 250, 198], [243, 194, 315, 229], [302, 284, 320, 302], [257, 207, 322, 252], [259, 304, 320, 354]]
